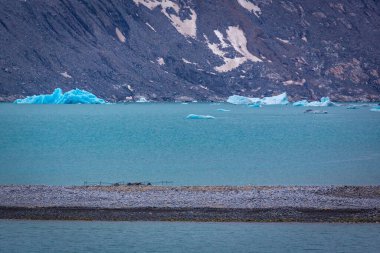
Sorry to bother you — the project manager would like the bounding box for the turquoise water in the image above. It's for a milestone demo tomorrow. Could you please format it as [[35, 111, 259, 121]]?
[[0, 103, 379, 185], [0, 220, 379, 252]]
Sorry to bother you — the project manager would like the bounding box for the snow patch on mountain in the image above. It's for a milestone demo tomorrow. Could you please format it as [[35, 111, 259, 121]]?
[[283, 79, 306, 86], [133, 0, 197, 38], [205, 26, 262, 73], [214, 30, 229, 48], [115, 27, 126, 43], [157, 57, 165, 65], [182, 58, 197, 65], [226, 26, 262, 63], [60, 72, 72, 79], [237, 0, 262, 17], [276, 37, 290, 44]]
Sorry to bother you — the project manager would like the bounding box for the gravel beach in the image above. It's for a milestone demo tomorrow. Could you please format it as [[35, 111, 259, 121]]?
[[1, 185, 379, 222]]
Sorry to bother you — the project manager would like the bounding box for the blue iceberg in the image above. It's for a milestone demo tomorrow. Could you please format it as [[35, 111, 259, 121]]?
[[293, 100, 309, 107], [14, 88, 106, 104], [260, 92, 289, 105], [186, 114, 215, 119], [293, 97, 335, 107], [227, 92, 288, 105], [370, 106, 380, 112], [227, 95, 260, 105]]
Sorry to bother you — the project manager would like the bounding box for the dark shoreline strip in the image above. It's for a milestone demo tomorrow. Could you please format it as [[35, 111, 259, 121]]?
[[0, 207, 378, 222]]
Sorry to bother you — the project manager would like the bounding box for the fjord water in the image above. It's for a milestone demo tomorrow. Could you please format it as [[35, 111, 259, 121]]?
[[0, 220, 379, 253], [0, 103, 379, 185]]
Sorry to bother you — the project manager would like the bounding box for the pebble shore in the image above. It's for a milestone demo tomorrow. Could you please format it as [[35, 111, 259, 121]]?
[[1, 185, 379, 222]]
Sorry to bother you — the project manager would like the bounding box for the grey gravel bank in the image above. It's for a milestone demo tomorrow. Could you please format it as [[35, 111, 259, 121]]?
[[1, 185, 379, 222]]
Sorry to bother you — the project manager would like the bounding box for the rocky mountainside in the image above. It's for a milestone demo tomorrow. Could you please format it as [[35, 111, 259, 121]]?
[[1, 0, 379, 102]]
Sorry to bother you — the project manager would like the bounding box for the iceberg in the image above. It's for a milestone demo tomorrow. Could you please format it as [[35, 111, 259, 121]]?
[[293, 100, 309, 107], [370, 106, 380, 112], [227, 92, 288, 105], [186, 114, 215, 119], [260, 92, 289, 105], [14, 88, 106, 104], [293, 97, 335, 107], [227, 95, 261, 105]]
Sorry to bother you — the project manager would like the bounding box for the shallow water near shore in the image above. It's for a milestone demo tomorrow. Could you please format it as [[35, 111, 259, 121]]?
[[0, 103, 379, 185], [0, 220, 379, 253]]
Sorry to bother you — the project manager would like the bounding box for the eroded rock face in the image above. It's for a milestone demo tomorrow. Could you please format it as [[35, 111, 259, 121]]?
[[0, 0, 379, 102]]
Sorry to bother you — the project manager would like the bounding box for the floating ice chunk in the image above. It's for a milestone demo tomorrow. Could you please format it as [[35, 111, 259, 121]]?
[[293, 97, 335, 107], [186, 114, 215, 119], [14, 88, 106, 104], [346, 105, 359, 109], [227, 93, 288, 105], [217, 108, 230, 112], [304, 109, 328, 114], [370, 106, 380, 112]]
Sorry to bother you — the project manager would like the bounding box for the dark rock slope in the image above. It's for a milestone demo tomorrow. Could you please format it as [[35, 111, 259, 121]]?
[[1, 0, 379, 102]]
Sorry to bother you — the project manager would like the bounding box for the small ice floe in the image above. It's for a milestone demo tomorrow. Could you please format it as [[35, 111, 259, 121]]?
[[186, 114, 215, 119], [227, 92, 288, 105], [370, 106, 380, 112], [181, 102, 189, 105], [293, 97, 335, 107], [346, 105, 359, 109], [217, 108, 230, 112], [304, 109, 328, 114], [14, 88, 106, 104]]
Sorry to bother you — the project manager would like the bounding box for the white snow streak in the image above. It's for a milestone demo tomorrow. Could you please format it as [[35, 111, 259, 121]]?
[[145, 22, 156, 32], [115, 27, 126, 43]]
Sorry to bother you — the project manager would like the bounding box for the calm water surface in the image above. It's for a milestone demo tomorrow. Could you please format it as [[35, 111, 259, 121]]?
[[0, 103, 379, 185], [0, 220, 379, 253]]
